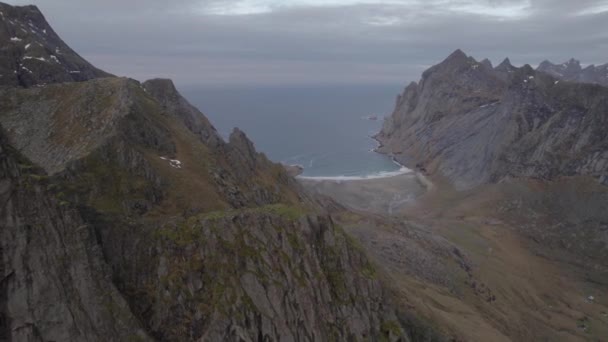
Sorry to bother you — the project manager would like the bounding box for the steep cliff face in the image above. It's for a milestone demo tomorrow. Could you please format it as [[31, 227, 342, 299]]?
[[0, 131, 152, 342], [537, 58, 608, 87], [141, 78, 300, 209], [0, 2, 111, 87], [377, 50, 608, 190], [94, 205, 420, 341]]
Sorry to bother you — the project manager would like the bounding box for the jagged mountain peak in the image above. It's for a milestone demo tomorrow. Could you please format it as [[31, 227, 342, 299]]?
[[446, 48, 468, 60], [0, 1, 111, 87], [537, 57, 608, 86], [422, 49, 489, 80], [438, 49, 476, 68], [495, 57, 514, 72]]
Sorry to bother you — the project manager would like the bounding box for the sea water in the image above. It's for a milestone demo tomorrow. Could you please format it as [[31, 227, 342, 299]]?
[[181, 84, 408, 178]]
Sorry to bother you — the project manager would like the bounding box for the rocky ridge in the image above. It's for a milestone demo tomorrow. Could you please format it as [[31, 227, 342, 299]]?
[[0, 3, 435, 341], [376, 49, 608, 190], [537, 58, 608, 87]]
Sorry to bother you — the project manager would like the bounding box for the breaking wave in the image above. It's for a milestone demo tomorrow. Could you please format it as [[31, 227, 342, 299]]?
[[297, 160, 412, 181]]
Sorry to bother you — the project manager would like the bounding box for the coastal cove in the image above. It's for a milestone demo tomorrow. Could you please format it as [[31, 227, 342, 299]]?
[[181, 84, 405, 178]]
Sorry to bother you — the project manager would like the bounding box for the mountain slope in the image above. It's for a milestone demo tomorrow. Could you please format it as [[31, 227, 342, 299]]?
[[0, 3, 437, 341], [0, 77, 431, 341], [0, 2, 111, 87], [0, 129, 152, 342], [376, 49, 608, 190]]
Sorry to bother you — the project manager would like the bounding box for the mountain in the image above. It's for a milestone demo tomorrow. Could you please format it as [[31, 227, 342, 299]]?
[[0, 3, 437, 341], [537, 58, 608, 87], [375, 49, 608, 285], [0, 2, 110, 87], [376, 49, 608, 190]]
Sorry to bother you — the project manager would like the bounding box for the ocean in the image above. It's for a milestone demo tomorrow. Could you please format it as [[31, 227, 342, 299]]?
[[180, 84, 407, 178]]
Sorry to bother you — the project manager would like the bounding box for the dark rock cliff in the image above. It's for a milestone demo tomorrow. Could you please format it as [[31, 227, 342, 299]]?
[[376, 50, 608, 190]]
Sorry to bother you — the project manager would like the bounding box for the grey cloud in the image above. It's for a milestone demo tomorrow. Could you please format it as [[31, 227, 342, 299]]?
[[5, 0, 607, 86]]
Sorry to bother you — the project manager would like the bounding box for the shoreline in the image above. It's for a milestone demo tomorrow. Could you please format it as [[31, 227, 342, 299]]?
[[295, 165, 413, 182], [298, 169, 428, 215], [294, 132, 413, 182]]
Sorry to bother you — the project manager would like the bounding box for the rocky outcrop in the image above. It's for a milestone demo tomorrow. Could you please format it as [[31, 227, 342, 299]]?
[[537, 58, 608, 87], [376, 50, 608, 190], [142, 78, 223, 148], [0, 130, 151, 342], [0, 2, 111, 87], [141, 78, 299, 209]]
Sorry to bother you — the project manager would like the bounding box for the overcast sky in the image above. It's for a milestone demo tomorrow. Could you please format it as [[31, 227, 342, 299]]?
[[7, 0, 608, 86]]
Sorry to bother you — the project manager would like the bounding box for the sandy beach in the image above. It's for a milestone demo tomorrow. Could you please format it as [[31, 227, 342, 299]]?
[[298, 171, 431, 215]]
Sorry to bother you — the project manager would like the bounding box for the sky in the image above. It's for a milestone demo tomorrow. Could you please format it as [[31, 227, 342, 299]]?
[[6, 0, 608, 86]]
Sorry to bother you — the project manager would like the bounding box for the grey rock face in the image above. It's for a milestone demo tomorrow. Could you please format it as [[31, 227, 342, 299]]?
[[0, 2, 111, 87], [377, 50, 608, 190], [0, 131, 151, 342], [537, 58, 608, 87]]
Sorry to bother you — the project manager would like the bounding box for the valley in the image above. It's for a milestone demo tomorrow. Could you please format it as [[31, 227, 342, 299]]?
[[301, 173, 608, 341]]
